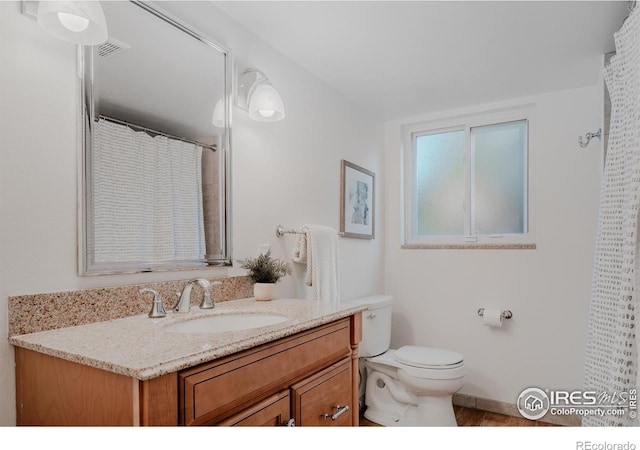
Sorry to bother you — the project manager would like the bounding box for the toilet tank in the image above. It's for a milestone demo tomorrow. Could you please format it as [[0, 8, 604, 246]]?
[[344, 295, 393, 358]]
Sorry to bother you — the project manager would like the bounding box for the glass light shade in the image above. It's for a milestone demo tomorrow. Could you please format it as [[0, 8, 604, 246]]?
[[37, 1, 108, 45], [212, 98, 226, 128], [248, 82, 285, 122], [57, 12, 89, 32]]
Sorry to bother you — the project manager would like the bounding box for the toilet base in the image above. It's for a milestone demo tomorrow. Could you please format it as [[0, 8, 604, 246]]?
[[417, 394, 458, 426], [364, 396, 458, 427], [364, 405, 418, 427], [364, 350, 463, 427]]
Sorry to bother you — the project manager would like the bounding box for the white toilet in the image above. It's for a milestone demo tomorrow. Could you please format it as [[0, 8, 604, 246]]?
[[344, 295, 466, 427]]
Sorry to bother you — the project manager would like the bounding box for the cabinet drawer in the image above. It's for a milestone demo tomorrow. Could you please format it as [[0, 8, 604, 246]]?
[[180, 318, 351, 425], [291, 358, 353, 426], [216, 391, 291, 426]]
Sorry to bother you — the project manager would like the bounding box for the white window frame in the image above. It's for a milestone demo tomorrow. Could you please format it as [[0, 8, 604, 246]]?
[[402, 105, 536, 249]]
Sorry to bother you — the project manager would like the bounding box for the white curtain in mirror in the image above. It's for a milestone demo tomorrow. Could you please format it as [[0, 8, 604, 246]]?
[[93, 119, 205, 264]]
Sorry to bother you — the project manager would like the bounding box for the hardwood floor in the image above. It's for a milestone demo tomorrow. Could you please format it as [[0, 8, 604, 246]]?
[[360, 406, 559, 427], [453, 406, 558, 426]]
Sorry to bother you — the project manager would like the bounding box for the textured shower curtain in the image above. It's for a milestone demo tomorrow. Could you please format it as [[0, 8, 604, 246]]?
[[584, 7, 640, 427], [93, 119, 205, 265]]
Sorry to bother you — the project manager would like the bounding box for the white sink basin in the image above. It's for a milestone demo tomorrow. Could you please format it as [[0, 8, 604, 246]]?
[[165, 313, 289, 334]]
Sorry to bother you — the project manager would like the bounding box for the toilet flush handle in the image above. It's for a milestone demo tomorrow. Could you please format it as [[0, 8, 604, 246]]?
[[367, 312, 377, 319]]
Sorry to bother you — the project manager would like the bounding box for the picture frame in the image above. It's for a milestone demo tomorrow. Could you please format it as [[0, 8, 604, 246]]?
[[340, 160, 375, 239]]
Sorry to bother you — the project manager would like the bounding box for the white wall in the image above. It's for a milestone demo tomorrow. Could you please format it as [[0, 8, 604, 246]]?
[[0, 1, 384, 425], [384, 71, 604, 405], [0, 0, 606, 426]]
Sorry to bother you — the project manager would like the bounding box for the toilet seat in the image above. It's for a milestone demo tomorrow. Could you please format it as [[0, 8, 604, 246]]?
[[395, 345, 464, 370], [366, 347, 466, 380]]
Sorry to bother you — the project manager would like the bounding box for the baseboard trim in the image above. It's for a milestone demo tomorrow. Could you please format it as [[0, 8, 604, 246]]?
[[453, 393, 582, 427]]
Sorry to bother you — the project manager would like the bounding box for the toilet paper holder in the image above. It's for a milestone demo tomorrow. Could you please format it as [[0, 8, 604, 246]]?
[[477, 308, 513, 319]]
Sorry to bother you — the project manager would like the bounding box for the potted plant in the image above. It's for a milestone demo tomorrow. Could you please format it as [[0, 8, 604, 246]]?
[[239, 251, 292, 301]]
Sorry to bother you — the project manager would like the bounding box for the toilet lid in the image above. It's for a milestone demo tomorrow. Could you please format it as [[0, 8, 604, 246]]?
[[395, 345, 464, 369]]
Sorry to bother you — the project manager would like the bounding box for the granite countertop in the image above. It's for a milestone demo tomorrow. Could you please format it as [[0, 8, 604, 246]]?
[[9, 298, 366, 381]]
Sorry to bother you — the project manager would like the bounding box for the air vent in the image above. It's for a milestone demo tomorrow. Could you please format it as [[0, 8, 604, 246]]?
[[98, 37, 131, 59]]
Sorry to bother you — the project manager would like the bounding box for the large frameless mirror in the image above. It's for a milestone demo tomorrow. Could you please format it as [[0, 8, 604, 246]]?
[[80, 1, 232, 275]]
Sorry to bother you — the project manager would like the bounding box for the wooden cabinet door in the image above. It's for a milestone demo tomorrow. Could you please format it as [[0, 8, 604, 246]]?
[[291, 358, 353, 426], [179, 318, 351, 425], [216, 391, 292, 426]]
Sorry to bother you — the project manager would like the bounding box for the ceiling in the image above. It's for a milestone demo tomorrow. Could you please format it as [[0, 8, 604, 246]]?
[[215, 1, 629, 122]]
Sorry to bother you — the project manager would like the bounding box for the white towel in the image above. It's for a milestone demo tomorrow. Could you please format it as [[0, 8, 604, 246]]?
[[293, 224, 340, 303]]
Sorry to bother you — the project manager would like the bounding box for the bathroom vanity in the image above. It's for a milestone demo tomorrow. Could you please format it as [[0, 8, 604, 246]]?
[[10, 298, 364, 426]]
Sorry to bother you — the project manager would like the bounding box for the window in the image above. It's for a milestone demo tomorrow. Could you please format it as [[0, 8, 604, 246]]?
[[403, 106, 535, 248]]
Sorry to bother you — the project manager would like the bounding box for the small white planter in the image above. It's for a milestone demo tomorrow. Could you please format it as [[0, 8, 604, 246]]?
[[254, 282, 274, 301]]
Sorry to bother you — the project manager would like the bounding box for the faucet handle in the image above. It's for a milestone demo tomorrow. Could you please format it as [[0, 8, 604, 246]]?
[[200, 280, 222, 310], [140, 288, 167, 318]]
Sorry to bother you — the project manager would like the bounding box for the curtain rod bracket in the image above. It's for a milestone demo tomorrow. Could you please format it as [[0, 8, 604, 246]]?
[[579, 128, 601, 148]]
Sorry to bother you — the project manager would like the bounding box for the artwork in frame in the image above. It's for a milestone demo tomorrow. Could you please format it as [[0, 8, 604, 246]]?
[[340, 160, 375, 239]]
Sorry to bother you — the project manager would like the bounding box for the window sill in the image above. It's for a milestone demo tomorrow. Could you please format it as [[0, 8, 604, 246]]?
[[401, 243, 536, 250]]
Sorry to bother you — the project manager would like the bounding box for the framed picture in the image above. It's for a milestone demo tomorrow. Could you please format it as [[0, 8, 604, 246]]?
[[340, 160, 375, 239]]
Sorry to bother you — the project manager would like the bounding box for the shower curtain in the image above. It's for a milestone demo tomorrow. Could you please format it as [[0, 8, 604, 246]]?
[[93, 119, 205, 265], [584, 7, 640, 427]]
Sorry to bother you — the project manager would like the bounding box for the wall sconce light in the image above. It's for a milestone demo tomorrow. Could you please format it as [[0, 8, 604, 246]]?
[[236, 68, 285, 122], [212, 99, 225, 128], [22, 1, 108, 46], [212, 98, 232, 128]]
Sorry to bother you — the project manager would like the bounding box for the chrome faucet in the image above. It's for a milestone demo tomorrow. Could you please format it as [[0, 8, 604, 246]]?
[[140, 288, 167, 318], [174, 278, 222, 312]]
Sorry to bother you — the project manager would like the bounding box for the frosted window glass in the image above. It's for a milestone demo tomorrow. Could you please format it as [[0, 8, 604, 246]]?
[[415, 130, 465, 235], [472, 120, 527, 234]]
